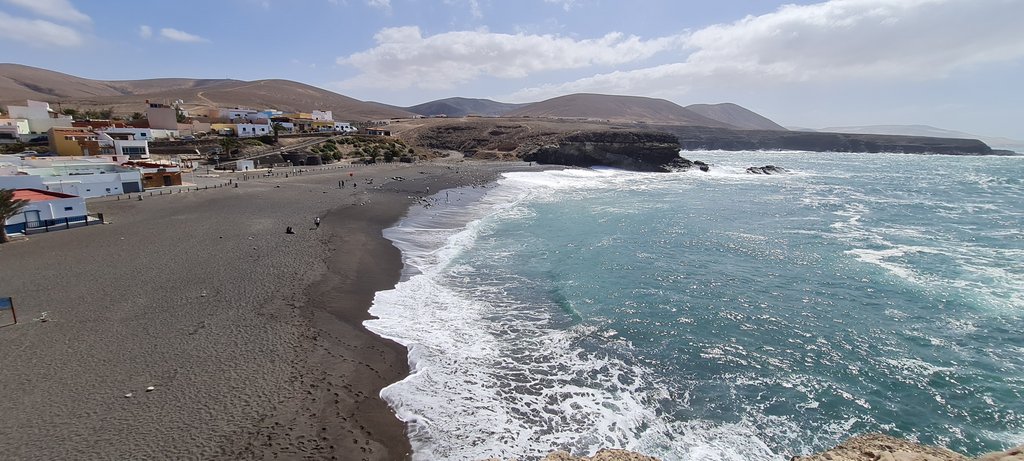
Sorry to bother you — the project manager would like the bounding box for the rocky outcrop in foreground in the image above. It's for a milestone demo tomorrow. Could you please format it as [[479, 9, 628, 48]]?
[[791, 434, 1023, 461], [485, 435, 1024, 461]]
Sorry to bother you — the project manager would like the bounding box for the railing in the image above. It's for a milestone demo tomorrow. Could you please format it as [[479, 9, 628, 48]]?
[[24, 213, 104, 234]]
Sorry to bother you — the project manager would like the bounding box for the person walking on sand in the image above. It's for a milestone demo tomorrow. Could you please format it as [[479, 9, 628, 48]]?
[[314, 216, 321, 228]]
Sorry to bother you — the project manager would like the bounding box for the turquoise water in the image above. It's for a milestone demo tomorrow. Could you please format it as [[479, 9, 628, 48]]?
[[366, 151, 1024, 461]]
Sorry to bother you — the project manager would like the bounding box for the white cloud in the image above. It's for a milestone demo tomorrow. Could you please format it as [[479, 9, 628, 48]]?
[[367, 0, 390, 13], [159, 27, 208, 43], [508, 0, 1024, 101], [0, 11, 83, 47], [544, 0, 577, 11], [336, 26, 684, 90], [139, 25, 152, 39], [2, 0, 90, 23]]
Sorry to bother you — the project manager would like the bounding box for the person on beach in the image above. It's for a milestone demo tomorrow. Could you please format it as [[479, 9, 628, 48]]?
[[314, 217, 321, 228]]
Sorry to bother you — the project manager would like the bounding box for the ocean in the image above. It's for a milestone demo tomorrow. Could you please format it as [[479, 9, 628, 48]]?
[[366, 151, 1024, 461]]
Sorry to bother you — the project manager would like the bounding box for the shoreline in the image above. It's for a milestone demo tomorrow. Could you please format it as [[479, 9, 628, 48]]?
[[0, 158, 544, 460], [252, 162, 522, 460]]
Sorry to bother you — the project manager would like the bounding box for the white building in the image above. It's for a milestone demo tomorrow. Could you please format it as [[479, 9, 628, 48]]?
[[0, 155, 143, 198], [312, 110, 333, 121], [334, 122, 356, 133], [6, 100, 52, 119], [99, 132, 151, 159], [3, 188, 89, 235], [235, 122, 271, 138], [0, 118, 30, 140], [215, 108, 260, 120], [5, 100, 74, 135]]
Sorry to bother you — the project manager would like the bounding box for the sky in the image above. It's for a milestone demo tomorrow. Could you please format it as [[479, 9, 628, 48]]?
[[1, 0, 1023, 139]]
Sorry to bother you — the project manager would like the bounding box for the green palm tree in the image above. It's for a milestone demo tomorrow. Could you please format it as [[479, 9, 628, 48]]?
[[0, 189, 30, 243], [271, 122, 284, 143], [218, 137, 240, 158]]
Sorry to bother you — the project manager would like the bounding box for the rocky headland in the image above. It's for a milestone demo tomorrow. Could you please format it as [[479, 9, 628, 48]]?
[[654, 125, 1001, 155], [393, 118, 1006, 175], [521, 130, 683, 172]]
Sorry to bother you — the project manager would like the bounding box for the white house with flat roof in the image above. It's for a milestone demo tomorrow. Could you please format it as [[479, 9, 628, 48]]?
[[312, 110, 333, 121], [0, 155, 143, 197], [235, 122, 271, 138], [97, 131, 151, 159]]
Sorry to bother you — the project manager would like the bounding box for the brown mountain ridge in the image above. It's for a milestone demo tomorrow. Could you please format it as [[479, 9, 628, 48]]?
[[0, 63, 414, 120], [1, 64, 792, 129], [505, 93, 738, 127]]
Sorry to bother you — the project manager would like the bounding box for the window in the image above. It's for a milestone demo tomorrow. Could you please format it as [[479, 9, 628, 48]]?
[[64, 206, 73, 211], [122, 146, 147, 156]]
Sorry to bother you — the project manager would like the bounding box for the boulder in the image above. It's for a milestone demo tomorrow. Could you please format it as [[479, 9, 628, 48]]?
[[746, 165, 788, 174]]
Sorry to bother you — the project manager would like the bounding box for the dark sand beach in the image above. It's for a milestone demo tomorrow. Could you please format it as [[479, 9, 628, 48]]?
[[0, 159, 537, 460]]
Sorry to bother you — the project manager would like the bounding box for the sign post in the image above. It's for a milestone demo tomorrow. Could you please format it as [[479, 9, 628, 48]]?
[[0, 297, 14, 325]]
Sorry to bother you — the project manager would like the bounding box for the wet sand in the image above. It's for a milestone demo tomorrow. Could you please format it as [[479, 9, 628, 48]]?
[[0, 160, 533, 460]]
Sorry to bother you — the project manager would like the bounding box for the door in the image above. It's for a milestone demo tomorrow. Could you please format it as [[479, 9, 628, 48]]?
[[163, 175, 173, 186], [23, 210, 41, 229]]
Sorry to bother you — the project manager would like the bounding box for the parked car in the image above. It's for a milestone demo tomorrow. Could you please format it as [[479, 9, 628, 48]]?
[[28, 136, 48, 142]]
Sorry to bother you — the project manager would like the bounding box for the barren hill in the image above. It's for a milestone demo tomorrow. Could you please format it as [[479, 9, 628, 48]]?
[[0, 63, 413, 121], [685, 103, 786, 131], [406, 97, 528, 117], [505, 93, 735, 127]]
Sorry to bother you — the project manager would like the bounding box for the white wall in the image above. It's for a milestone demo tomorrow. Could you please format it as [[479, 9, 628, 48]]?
[[151, 129, 179, 139], [223, 109, 258, 119], [6, 195, 88, 225], [312, 110, 333, 121], [43, 172, 137, 198], [113, 139, 150, 159], [235, 123, 270, 138], [0, 118, 30, 135], [6, 100, 51, 119], [236, 160, 255, 171], [26, 116, 74, 134]]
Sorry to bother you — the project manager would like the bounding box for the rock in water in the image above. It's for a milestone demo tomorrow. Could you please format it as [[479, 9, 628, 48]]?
[[746, 165, 788, 174], [665, 157, 711, 172]]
